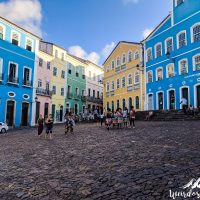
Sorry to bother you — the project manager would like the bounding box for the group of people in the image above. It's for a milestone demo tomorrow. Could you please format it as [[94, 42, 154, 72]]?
[[101, 106, 136, 131], [37, 112, 75, 138]]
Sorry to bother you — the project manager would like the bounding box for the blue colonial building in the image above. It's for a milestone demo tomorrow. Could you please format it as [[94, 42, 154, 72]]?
[[143, 0, 200, 111], [0, 17, 40, 127]]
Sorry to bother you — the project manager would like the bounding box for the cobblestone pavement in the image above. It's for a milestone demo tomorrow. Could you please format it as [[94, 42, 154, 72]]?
[[0, 121, 200, 200]]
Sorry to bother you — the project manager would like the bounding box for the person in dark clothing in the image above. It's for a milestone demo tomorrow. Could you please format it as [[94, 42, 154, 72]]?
[[129, 106, 136, 128], [45, 114, 54, 139], [37, 114, 44, 137], [65, 112, 75, 134]]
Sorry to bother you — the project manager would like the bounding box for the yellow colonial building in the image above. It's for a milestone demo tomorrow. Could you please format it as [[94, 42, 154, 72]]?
[[103, 41, 145, 112]]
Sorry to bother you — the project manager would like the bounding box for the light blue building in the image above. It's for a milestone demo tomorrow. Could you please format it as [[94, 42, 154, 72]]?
[[143, 0, 200, 111], [0, 17, 40, 127]]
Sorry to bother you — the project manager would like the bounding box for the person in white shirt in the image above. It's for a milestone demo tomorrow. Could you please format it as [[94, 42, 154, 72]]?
[[122, 107, 128, 128], [180, 97, 188, 114]]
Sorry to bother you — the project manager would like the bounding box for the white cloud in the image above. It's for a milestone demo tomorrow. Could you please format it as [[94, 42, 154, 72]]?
[[101, 42, 116, 59], [122, 0, 139, 5], [142, 28, 153, 39], [0, 0, 43, 37]]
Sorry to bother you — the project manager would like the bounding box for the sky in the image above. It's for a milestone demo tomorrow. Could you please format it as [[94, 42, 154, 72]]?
[[0, 0, 170, 64]]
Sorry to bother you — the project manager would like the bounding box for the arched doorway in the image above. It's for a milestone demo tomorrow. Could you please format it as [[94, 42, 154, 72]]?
[[6, 100, 15, 126], [197, 85, 200, 107], [181, 87, 189, 108], [129, 97, 132, 111], [169, 90, 175, 110], [21, 102, 29, 126], [75, 104, 78, 115], [60, 106, 63, 121], [148, 94, 153, 110], [158, 92, 164, 110]]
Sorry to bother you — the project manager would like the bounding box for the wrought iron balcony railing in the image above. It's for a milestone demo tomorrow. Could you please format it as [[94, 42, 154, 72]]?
[[36, 88, 52, 96], [7, 76, 19, 84], [22, 80, 33, 87]]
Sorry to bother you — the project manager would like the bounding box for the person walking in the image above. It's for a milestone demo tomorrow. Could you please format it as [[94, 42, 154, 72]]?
[[180, 97, 188, 114], [100, 113, 104, 126], [37, 114, 44, 137], [116, 108, 123, 129], [122, 107, 128, 128], [45, 114, 54, 139], [105, 108, 112, 131], [129, 106, 136, 129]]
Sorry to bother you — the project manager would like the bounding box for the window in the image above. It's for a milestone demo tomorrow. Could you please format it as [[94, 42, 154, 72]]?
[[122, 99, 126, 109], [128, 74, 132, 85], [46, 82, 50, 90], [93, 90, 95, 98], [134, 72, 140, 84], [11, 31, 20, 46], [116, 79, 120, 89], [111, 101, 114, 111], [135, 96, 140, 109], [76, 68, 79, 77], [111, 80, 114, 90], [88, 88, 91, 96], [55, 50, 58, 58], [128, 51, 132, 62], [26, 38, 33, 51], [192, 23, 200, 43], [0, 25, 5, 40], [61, 70, 65, 79], [122, 77, 126, 88], [193, 54, 200, 71], [106, 82, 109, 92], [52, 86, 56, 95], [176, 0, 184, 6], [167, 64, 175, 78], [179, 59, 188, 75], [53, 67, 57, 76], [117, 57, 121, 67], [156, 68, 163, 81], [47, 62, 51, 70], [8, 63, 18, 83], [106, 66, 110, 72], [165, 38, 173, 53], [111, 60, 115, 69], [97, 91, 100, 98], [147, 71, 153, 83], [68, 63, 72, 74], [177, 31, 186, 49], [122, 53, 126, 64], [61, 88, 64, 96], [155, 43, 162, 58], [38, 79, 42, 88], [146, 48, 152, 62], [93, 73, 96, 81], [117, 100, 120, 109], [23, 67, 31, 86], [134, 51, 139, 60], [75, 88, 79, 96], [39, 58, 43, 67]]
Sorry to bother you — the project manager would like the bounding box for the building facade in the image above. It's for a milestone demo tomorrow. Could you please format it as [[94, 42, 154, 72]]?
[[103, 41, 145, 112], [85, 61, 104, 114], [35, 41, 54, 123], [144, 0, 200, 111], [65, 54, 87, 115], [0, 17, 40, 127]]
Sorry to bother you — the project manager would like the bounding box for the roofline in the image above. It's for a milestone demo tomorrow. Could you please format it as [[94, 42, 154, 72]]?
[[103, 41, 141, 65], [141, 14, 171, 43], [67, 53, 88, 65], [41, 40, 67, 52], [0, 16, 41, 40]]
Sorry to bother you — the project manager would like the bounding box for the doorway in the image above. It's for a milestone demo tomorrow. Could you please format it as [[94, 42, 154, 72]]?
[[197, 85, 200, 107], [158, 92, 163, 110], [35, 101, 40, 123], [52, 104, 55, 120], [169, 90, 175, 110], [44, 103, 49, 118], [148, 94, 153, 110], [21, 102, 29, 126], [60, 106, 63, 121], [181, 87, 189, 108], [75, 104, 78, 115], [6, 101, 15, 126]]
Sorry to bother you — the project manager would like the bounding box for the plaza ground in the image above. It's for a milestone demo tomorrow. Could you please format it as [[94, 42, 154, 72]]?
[[0, 121, 200, 200]]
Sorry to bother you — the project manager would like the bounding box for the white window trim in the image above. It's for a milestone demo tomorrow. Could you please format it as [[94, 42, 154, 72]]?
[[146, 47, 152, 62], [134, 72, 140, 84], [154, 42, 162, 58], [52, 85, 56, 94], [166, 63, 175, 78], [147, 70, 153, 83], [38, 79, 42, 88], [178, 58, 188, 75], [192, 53, 200, 71], [116, 56, 121, 67], [106, 81, 109, 92], [167, 89, 176, 110], [25, 37, 34, 52], [156, 91, 165, 110], [106, 66, 110, 72], [8, 61, 18, 79], [176, 30, 187, 49], [122, 76, 126, 88], [61, 87, 65, 96], [165, 37, 174, 54], [190, 22, 200, 43], [23, 66, 32, 83], [111, 80, 115, 91], [0, 23, 6, 40], [111, 60, 115, 69], [11, 30, 21, 46], [53, 67, 58, 76], [128, 50, 132, 62], [134, 51, 139, 60], [156, 67, 163, 81], [116, 78, 120, 89], [128, 73, 133, 86]]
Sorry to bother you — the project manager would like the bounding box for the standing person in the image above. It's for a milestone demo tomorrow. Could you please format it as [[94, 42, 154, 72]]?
[[129, 106, 136, 129], [180, 97, 188, 114], [45, 114, 54, 139], [105, 108, 112, 131], [100, 113, 104, 126], [122, 107, 128, 128], [65, 112, 75, 134], [116, 108, 123, 129], [37, 114, 44, 137]]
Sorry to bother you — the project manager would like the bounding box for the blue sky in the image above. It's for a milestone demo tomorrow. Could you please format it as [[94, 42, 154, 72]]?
[[0, 0, 170, 64]]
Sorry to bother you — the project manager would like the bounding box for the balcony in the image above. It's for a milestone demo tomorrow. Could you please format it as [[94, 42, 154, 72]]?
[[86, 96, 103, 104], [110, 90, 115, 96], [22, 80, 33, 87], [74, 94, 81, 100], [81, 96, 86, 102], [121, 64, 126, 70], [36, 88, 52, 97], [134, 83, 140, 90], [82, 75, 85, 79], [106, 92, 110, 97], [7, 76, 19, 85], [0, 73, 3, 83], [67, 93, 73, 99], [115, 66, 120, 73], [127, 85, 133, 92]]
